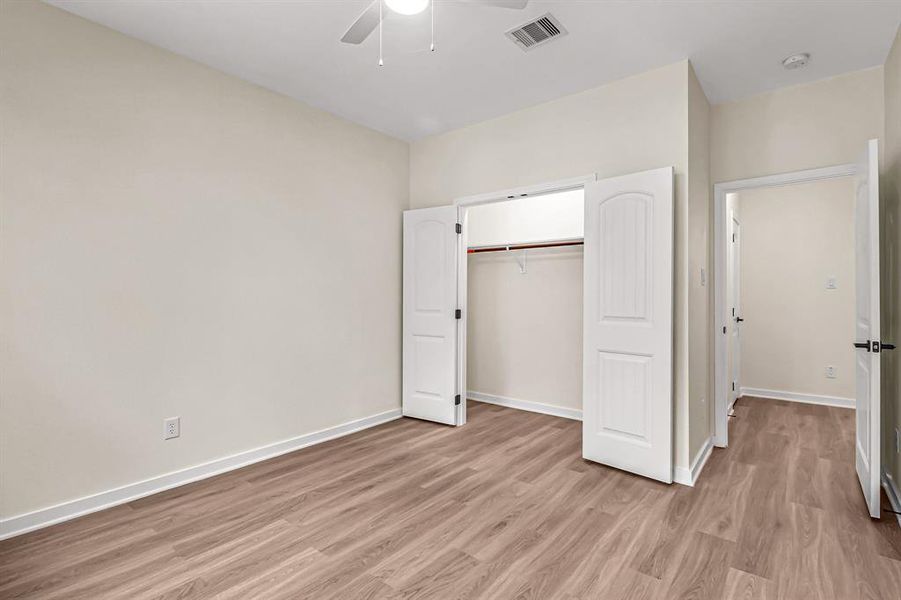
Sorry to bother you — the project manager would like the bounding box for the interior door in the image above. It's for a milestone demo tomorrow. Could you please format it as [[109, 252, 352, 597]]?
[[730, 216, 742, 407], [853, 139, 881, 518], [403, 206, 459, 425], [583, 167, 674, 483]]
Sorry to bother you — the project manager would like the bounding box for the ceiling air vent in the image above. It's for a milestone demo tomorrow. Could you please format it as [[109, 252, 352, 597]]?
[[506, 13, 567, 52]]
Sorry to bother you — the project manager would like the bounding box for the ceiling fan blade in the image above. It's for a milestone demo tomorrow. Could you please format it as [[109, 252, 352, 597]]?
[[459, 0, 529, 8], [341, 0, 382, 45]]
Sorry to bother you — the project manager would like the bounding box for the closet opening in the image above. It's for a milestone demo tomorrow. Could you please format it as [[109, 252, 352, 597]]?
[[456, 185, 586, 426]]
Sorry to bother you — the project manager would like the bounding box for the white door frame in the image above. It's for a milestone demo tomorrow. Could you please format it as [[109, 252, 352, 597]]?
[[713, 163, 857, 447], [452, 174, 597, 425]]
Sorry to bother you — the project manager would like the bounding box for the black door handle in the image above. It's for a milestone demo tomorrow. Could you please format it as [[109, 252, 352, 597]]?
[[883, 343, 896, 350], [854, 341, 870, 351], [735, 317, 744, 323]]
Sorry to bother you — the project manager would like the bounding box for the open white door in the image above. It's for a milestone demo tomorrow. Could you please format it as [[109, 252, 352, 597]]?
[[853, 139, 881, 519], [583, 167, 674, 483], [729, 215, 742, 408], [403, 206, 459, 425]]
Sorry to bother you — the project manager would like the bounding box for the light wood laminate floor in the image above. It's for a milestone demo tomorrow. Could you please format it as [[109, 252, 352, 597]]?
[[2, 397, 900, 599]]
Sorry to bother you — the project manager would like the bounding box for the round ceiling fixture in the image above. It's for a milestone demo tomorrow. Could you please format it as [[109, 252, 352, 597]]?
[[782, 53, 810, 70], [385, 0, 430, 16]]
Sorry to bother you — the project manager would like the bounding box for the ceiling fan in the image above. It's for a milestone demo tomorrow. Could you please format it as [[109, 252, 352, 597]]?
[[341, 0, 529, 45]]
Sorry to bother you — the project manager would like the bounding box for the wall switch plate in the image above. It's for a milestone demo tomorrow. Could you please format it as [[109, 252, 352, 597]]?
[[164, 417, 180, 440], [826, 276, 837, 290], [825, 366, 837, 379]]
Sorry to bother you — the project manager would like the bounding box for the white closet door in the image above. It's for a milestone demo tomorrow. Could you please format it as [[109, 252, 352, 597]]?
[[403, 206, 459, 425], [582, 167, 674, 483], [853, 138, 880, 518]]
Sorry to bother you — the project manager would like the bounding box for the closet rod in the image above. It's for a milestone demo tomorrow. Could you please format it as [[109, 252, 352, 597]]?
[[467, 239, 584, 254]]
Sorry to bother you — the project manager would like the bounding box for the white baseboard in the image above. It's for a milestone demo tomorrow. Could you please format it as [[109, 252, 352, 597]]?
[[882, 470, 901, 527], [0, 408, 402, 541], [468, 391, 582, 421], [740, 387, 854, 409], [673, 436, 713, 487]]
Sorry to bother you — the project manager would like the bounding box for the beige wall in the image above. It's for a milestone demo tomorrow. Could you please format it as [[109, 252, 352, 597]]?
[[687, 64, 712, 461], [411, 61, 698, 469], [882, 26, 901, 491], [0, 1, 408, 519], [410, 61, 688, 212], [467, 247, 583, 412], [737, 178, 856, 400], [712, 68, 885, 184]]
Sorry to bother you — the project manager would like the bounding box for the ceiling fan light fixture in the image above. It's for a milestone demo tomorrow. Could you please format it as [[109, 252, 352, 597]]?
[[385, 0, 429, 16]]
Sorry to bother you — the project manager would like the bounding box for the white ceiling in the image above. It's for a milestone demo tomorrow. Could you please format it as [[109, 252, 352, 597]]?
[[48, 0, 901, 141]]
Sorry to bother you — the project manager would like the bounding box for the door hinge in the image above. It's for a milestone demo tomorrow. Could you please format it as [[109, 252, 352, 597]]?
[[723, 326, 727, 334], [455, 309, 462, 319], [455, 223, 462, 234], [732, 233, 736, 243], [455, 394, 461, 406], [732, 382, 735, 391]]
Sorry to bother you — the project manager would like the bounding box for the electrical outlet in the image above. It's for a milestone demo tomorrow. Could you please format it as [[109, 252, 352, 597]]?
[[825, 366, 836, 379], [826, 276, 837, 290], [164, 417, 180, 440]]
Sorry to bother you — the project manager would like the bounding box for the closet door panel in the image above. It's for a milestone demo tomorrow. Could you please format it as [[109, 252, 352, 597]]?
[[583, 168, 673, 483], [403, 206, 459, 425]]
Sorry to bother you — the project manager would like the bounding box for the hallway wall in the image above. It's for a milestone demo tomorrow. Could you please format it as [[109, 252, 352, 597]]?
[[737, 178, 856, 403], [0, 1, 408, 524]]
